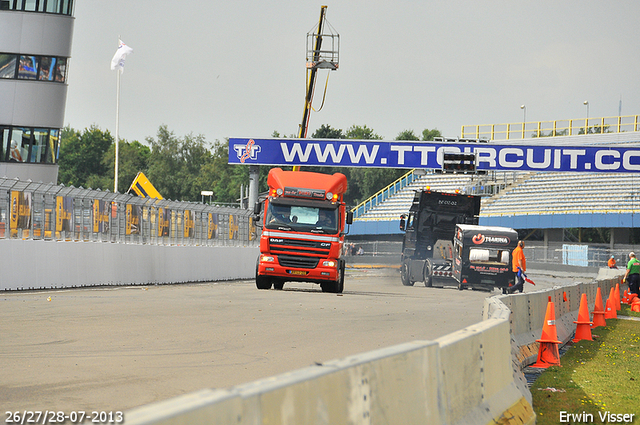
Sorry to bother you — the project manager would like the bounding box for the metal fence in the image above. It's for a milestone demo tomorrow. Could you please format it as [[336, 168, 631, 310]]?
[[0, 177, 258, 247], [461, 114, 640, 140], [344, 239, 637, 269]]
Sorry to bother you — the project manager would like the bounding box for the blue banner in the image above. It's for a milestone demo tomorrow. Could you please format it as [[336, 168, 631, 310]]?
[[228, 138, 640, 173]]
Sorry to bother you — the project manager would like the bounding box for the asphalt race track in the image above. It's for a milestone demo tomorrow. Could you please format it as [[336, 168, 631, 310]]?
[[0, 267, 595, 413]]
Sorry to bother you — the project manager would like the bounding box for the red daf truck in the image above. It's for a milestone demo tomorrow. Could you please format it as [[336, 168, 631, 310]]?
[[253, 168, 353, 293]]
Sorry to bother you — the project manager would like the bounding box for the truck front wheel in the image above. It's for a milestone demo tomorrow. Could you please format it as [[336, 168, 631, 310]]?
[[256, 263, 272, 290], [322, 261, 345, 294], [401, 261, 414, 286]]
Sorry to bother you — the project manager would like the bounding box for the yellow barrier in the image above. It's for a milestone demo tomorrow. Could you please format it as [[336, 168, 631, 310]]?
[[462, 114, 640, 140]]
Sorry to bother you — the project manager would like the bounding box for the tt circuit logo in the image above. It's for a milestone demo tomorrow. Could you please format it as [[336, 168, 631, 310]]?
[[233, 139, 261, 163]]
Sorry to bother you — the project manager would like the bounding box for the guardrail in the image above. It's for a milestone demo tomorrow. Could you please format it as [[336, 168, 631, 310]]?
[[0, 177, 258, 247], [461, 114, 640, 140]]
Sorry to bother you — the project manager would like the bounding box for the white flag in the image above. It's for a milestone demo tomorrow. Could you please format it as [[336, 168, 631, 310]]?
[[110, 39, 133, 72]]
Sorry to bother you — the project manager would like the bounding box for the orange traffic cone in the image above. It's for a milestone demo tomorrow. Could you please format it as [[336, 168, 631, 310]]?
[[532, 297, 562, 368], [604, 288, 617, 319], [632, 301, 640, 313], [592, 287, 606, 328], [573, 293, 593, 342], [622, 289, 629, 304], [615, 283, 621, 311]]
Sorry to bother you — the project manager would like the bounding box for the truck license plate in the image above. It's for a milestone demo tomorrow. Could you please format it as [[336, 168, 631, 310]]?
[[288, 270, 308, 276]]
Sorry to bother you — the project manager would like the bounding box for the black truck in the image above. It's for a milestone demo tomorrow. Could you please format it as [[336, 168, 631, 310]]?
[[452, 224, 518, 293], [399, 189, 518, 292]]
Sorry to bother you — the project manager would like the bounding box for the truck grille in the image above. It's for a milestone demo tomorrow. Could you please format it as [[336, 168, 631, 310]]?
[[278, 255, 320, 269], [269, 237, 331, 257]]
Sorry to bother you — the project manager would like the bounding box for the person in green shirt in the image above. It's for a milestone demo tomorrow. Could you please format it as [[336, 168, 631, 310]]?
[[623, 252, 640, 296]]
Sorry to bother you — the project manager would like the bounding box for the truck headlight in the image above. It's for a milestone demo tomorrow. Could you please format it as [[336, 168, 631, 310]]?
[[260, 255, 275, 262], [323, 260, 336, 267]]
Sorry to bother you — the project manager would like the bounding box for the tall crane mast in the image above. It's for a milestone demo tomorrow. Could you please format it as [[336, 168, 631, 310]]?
[[294, 5, 339, 171]]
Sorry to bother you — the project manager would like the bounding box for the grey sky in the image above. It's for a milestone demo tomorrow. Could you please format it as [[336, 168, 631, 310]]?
[[65, 1, 640, 145]]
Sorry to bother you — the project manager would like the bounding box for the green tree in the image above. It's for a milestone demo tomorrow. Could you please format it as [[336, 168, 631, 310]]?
[[145, 125, 214, 201], [396, 130, 420, 141], [344, 124, 382, 140], [422, 128, 442, 141], [578, 125, 611, 135], [198, 140, 266, 205], [96, 140, 151, 193], [312, 124, 344, 139], [58, 125, 113, 188], [532, 129, 569, 137]]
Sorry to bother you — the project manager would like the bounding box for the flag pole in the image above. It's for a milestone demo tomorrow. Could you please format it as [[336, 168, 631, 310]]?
[[114, 67, 120, 193], [111, 36, 132, 193]]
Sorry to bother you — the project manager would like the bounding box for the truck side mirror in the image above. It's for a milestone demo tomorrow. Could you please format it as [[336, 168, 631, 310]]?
[[253, 202, 263, 225], [346, 211, 353, 225], [399, 215, 406, 231], [253, 201, 262, 215]]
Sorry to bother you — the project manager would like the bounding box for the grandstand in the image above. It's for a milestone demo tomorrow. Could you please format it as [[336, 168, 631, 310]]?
[[355, 170, 640, 221], [481, 172, 640, 216], [353, 171, 520, 221], [349, 131, 640, 248]]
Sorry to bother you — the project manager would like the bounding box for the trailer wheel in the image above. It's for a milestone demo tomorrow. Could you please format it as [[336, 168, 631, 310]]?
[[401, 261, 414, 286], [423, 262, 432, 287]]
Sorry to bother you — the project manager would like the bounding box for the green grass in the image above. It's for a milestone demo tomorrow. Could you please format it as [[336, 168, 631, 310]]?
[[531, 304, 640, 424]]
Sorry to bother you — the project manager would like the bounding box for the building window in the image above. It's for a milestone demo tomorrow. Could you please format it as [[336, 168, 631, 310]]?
[[0, 54, 17, 78], [1, 127, 7, 161], [32, 128, 49, 163], [18, 55, 39, 79], [23, 0, 36, 11], [48, 129, 59, 163], [0, 53, 67, 83], [0, 126, 59, 164], [0, 0, 73, 15]]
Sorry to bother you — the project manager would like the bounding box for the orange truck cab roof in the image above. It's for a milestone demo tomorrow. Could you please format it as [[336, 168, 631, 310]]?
[[267, 168, 348, 201]]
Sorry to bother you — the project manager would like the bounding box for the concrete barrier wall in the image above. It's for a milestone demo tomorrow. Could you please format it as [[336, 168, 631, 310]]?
[[0, 239, 259, 290], [125, 316, 536, 425], [490, 269, 624, 368], [123, 268, 627, 425]]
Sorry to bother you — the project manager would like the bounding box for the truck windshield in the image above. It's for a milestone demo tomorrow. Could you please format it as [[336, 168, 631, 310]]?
[[265, 202, 338, 234]]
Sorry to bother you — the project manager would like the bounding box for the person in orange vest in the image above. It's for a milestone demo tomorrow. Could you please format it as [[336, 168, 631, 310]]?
[[510, 240, 526, 293], [608, 255, 617, 269]]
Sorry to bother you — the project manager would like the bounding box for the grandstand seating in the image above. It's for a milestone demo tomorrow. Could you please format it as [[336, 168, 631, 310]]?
[[481, 172, 640, 216], [354, 171, 640, 221]]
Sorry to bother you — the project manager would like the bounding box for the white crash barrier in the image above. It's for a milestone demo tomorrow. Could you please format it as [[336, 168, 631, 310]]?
[[0, 239, 259, 290], [490, 271, 623, 367], [126, 317, 535, 424]]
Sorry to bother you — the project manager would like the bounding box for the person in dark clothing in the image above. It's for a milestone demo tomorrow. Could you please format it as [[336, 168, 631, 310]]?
[[623, 252, 640, 296]]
